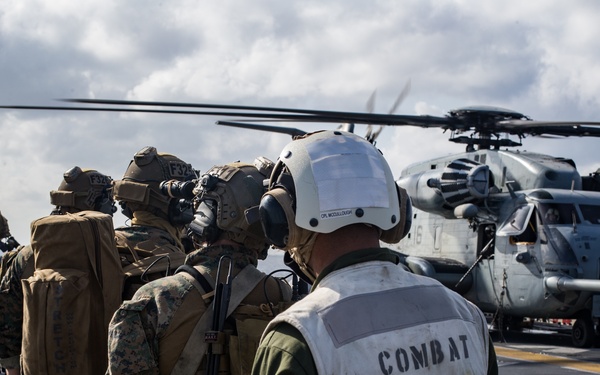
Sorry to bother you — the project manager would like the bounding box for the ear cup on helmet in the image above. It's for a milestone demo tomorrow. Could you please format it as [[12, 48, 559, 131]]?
[[94, 192, 117, 215], [168, 198, 195, 227], [188, 200, 221, 244], [380, 185, 412, 244], [259, 188, 303, 249], [120, 201, 133, 219]]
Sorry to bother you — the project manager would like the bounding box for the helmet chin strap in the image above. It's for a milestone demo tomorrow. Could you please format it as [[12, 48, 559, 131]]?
[[288, 231, 319, 283]]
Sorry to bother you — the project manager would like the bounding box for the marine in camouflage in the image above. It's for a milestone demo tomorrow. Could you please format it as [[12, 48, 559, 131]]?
[[0, 245, 34, 369], [0, 167, 114, 373], [107, 244, 292, 375]]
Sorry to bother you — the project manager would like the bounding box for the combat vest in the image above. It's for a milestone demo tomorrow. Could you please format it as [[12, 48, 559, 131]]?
[[164, 264, 293, 375], [264, 260, 490, 375]]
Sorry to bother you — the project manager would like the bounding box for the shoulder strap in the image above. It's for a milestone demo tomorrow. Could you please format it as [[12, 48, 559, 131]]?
[[175, 264, 214, 297], [170, 265, 266, 375]]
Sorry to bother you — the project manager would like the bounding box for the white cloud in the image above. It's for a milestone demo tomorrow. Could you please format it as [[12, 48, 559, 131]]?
[[1, 0, 600, 243]]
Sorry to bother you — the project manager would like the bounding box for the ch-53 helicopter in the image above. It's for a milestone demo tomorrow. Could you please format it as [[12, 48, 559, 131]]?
[[4, 94, 600, 348]]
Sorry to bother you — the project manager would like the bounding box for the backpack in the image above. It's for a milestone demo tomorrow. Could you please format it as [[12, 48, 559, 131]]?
[[170, 264, 293, 375], [21, 211, 123, 375]]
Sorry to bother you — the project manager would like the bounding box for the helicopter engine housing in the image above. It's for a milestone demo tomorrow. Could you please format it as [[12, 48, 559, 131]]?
[[397, 158, 490, 219]]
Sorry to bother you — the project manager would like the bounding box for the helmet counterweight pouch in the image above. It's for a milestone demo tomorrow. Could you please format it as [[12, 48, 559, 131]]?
[[49, 190, 78, 207], [113, 180, 151, 205]]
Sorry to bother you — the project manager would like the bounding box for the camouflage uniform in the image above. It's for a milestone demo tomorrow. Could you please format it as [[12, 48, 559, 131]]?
[[111, 146, 196, 300], [0, 245, 34, 369], [107, 244, 292, 375], [115, 211, 188, 300], [116, 224, 184, 267]]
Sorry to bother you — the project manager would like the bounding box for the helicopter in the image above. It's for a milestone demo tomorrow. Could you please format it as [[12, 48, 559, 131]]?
[[4, 97, 600, 348]]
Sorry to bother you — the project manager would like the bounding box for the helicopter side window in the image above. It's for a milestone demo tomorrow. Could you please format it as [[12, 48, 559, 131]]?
[[579, 204, 600, 224], [512, 214, 537, 244], [496, 204, 537, 244]]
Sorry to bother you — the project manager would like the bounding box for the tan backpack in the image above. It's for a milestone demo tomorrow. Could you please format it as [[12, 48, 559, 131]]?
[[21, 211, 123, 375]]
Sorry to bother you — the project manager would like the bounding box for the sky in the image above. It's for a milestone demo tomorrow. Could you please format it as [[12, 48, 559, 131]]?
[[1, 0, 600, 245]]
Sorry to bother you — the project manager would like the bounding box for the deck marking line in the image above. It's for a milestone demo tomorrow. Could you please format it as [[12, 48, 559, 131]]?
[[496, 346, 600, 374]]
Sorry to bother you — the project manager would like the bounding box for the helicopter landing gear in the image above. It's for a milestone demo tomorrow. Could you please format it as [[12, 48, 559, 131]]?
[[492, 315, 524, 332], [507, 316, 525, 331], [571, 313, 598, 348]]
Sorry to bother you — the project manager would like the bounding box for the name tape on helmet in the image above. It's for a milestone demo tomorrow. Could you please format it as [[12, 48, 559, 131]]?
[[169, 161, 193, 179], [320, 209, 353, 220], [89, 173, 111, 186]]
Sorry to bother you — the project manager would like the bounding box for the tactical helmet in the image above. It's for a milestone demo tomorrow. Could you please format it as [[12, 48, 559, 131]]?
[[113, 146, 196, 225], [49, 166, 115, 215], [188, 157, 274, 259], [0, 211, 10, 238], [259, 130, 411, 250]]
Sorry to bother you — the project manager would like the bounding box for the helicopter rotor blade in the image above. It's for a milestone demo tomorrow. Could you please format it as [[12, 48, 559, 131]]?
[[4, 102, 456, 127], [61, 98, 459, 127], [216, 121, 307, 137], [500, 119, 600, 128], [6, 98, 600, 143], [365, 90, 377, 141], [366, 90, 376, 114], [62, 97, 394, 121], [0, 105, 374, 123], [367, 80, 412, 144], [388, 79, 411, 115]]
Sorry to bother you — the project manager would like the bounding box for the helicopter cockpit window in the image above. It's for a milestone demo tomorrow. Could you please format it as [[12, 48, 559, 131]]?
[[579, 204, 600, 224], [539, 203, 580, 225], [497, 204, 537, 244]]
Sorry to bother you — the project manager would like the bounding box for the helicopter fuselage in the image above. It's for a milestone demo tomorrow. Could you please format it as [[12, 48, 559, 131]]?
[[392, 148, 600, 326]]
